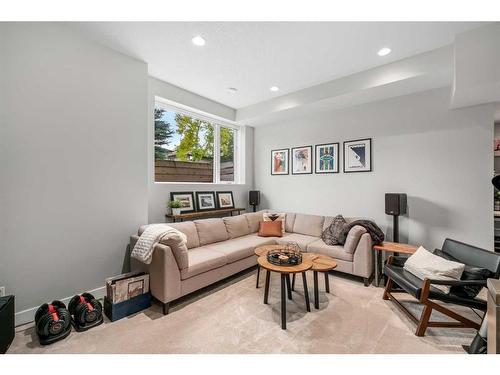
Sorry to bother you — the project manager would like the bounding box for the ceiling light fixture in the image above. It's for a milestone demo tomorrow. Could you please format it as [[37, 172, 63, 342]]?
[[270, 86, 279, 92], [192, 35, 206, 46], [227, 87, 238, 94], [377, 47, 391, 56]]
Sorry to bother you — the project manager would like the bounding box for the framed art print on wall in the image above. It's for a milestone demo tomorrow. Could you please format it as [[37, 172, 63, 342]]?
[[170, 192, 196, 213], [271, 148, 289, 175], [195, 191, 216, 211], [216, 191, 235, 209], [343, 138, 372, 173], [291, 145, 313, 174], [315, 143, 339, 173]]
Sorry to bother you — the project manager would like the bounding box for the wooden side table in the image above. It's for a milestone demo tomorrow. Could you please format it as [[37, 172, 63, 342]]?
[[254, 244, 284, 288], [257, 256, 312, 330], [373, 242, 418, 287]]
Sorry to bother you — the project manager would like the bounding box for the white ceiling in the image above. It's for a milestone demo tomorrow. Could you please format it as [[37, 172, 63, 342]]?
[[66, 22, 485, 109]]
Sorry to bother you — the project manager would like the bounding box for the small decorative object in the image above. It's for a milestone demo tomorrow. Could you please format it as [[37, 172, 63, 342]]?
[[292, 145, 313, 174], [315, 143, 339, 173], [271, 148, 289, 175], [195, 191, 216, 211], [266, 242, 302, 266], [495, 139, 500, 156], [343, 138, 372, 173], [168, 200, 182, 215], [216, 191, 234, 209], [170, 192, 195, 214]]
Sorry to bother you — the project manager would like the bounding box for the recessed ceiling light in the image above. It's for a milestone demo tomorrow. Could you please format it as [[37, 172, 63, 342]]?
[[377, 47, 391, 56], [192, 35, 206, 46], [270, 86, 279, 92], [227, 87, 238, 94]]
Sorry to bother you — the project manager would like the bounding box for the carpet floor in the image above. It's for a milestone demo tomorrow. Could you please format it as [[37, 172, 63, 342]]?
[[8, 269, 482, 354]]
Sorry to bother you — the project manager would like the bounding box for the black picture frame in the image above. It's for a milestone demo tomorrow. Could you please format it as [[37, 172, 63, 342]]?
[[195, 191, 216, 211], [170, 192, 196, 213], [291, 145, 313, 175], [270, 148, 289, 175], [216, 191, 235, 209], [343, 138, 372, 173], [315, 143, 339, 174]]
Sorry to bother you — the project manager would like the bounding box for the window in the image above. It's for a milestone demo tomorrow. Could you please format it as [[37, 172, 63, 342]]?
[[154, 100, 241, 184]]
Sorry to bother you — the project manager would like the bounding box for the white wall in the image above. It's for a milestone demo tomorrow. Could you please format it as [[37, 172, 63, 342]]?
[[0, 23, 149, 319], [254, 88, 495, 251], [148, 77, 254, 224]]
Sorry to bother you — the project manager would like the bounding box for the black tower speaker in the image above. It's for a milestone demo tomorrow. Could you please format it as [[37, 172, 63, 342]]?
[[385, 193, 407, 243], [249, 191, 260, 212], [0, 295, 15, 354]]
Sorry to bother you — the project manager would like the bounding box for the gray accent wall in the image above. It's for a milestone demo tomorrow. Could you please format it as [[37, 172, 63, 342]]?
[[0, 23, 149, 314], [253, 88, 495, 251]]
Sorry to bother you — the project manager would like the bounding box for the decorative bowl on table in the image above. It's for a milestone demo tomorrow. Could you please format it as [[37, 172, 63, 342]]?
[[266, 242, 302, 266]]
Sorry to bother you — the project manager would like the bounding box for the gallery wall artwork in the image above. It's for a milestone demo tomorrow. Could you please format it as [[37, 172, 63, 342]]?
[[343, 138, 372, 173], [315, 143, 339, 173], [271, 148, 289, 175], [216, 191, 235, 209], [195, 191, 216, 211], [291, 145, 313, 174], [170, 192, 196, 213]]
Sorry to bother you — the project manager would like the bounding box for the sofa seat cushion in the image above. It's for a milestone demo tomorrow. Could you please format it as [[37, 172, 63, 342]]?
[[223, 215, 251, 239], [276, 233, 317, 251], [181, 247, 228, 280], [194, 218, 229, 246], [307, 239, 353, 262], [293, 214, 325, 237], [205, 234, 276, 263]]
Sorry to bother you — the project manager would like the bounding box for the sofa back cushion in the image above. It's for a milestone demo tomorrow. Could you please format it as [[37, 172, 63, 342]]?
[[223, 215, 251, 239], [293, 214, 325, 237], [166, 222, 200, 249], [194, 218, 230, 246], [285, 213, 296, 233], [243, 212, 264, 233]]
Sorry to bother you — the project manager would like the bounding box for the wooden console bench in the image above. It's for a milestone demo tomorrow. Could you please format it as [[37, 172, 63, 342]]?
[[165, 208, 246, 222]]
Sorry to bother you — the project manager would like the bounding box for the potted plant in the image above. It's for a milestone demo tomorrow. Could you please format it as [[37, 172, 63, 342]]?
[[168, 200, 182, 215]]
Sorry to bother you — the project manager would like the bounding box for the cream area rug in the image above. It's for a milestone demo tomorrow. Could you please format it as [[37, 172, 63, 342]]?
[[9, 269, 480, 354]]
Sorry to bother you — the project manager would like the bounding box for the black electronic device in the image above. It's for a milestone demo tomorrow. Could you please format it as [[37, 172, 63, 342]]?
[[0, 295, 15, 353], [249, 191, 260, 212], [385, 193, 407, 243]]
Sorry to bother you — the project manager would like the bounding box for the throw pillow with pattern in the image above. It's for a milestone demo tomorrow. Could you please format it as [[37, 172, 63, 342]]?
[[321, 214, 347, 245]]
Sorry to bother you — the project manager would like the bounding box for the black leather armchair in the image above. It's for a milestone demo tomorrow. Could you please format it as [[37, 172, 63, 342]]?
[[383, 238, 500, 336]]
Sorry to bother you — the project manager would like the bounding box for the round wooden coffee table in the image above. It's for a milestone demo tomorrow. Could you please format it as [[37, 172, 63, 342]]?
[[254, 244, 288, 288], [257, 255, 313, 330]]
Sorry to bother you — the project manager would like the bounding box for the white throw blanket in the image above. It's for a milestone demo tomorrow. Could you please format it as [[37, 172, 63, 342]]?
[[131, 224, 187, 264]]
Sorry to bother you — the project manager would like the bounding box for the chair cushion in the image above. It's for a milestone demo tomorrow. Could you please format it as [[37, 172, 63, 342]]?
[[180, 247, 227, 280], [385, 260, 487, 310], [194, 218, 229, 246], [165, 221, 200, 249], [243, 212, 264, 233], [343, 225, 367, 254], [404, 246, 465, 293], [276, 233, 318, 251], [321, 215, 347, 245], [293, 214, 325, 237], [205, 234, 276, 263], [307, 239, 353, 261], [223, 215, 251, 239], [258, 220, 283, 237]]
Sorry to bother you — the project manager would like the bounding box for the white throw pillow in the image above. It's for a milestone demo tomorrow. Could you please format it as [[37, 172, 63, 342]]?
[[403, 246, 465, 293], [263, 212, 286, 234]]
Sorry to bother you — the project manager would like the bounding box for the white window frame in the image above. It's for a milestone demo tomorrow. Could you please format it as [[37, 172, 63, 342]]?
[[154, 97, 244, 185]]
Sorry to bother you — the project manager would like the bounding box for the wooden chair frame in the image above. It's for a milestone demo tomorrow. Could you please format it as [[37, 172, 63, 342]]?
[[382, 256, 483, 337]]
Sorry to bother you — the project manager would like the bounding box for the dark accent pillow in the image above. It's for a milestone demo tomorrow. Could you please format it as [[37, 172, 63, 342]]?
[[321, 215, 347, 246], [433, 249, 492, 298], [258, 220, 283, 237]]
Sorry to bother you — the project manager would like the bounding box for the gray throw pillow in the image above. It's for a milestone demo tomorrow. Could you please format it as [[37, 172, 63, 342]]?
[[321, 215, 347, 245]]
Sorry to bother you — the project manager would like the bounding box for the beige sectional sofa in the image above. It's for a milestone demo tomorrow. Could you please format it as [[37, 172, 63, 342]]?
[[130, 211, 373, 314]]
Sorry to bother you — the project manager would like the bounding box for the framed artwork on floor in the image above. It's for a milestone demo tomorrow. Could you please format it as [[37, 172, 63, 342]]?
[[170, 192, 196, 214], [216, 191, 235, 209], [271, 148, 289, 175], [195, 191, 216, 211], [291, 145, 313, 174], [315, 143, 339, 173], [343, 138, 372, 173]]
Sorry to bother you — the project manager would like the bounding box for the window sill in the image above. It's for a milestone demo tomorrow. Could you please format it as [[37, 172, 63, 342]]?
[[153, 181, 246, 186]]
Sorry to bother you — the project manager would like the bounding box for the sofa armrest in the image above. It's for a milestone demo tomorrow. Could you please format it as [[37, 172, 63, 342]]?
[[352, 233, 373, 278], [130, 235, 181, 303]]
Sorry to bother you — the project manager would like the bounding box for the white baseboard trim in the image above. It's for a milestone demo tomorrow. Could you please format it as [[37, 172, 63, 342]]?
[[15, 286, 106, 327]]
